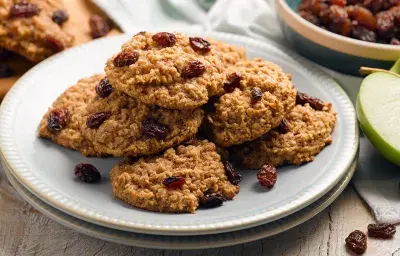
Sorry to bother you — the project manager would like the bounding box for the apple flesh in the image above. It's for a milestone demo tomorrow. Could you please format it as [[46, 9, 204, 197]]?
[[357, 59, 400, 165]]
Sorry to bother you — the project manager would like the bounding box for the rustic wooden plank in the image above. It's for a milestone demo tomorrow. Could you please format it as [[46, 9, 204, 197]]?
[[3, 168, 400, 256]]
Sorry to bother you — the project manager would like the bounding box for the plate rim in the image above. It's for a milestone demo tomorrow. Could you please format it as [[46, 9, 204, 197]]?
[[0, 30, 359, 235], [2, 154, 358, 250]]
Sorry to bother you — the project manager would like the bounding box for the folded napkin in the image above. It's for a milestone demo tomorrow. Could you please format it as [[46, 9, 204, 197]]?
[[91, 0, 400, 224]]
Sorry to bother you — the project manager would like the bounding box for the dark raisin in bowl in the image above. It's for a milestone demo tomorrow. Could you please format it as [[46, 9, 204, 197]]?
[[297, 0, 400, 45], [276, 0, 400, 75]]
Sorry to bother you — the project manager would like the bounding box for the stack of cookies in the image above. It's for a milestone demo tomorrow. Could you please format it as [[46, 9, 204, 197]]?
[[39, 32, 336, 213]]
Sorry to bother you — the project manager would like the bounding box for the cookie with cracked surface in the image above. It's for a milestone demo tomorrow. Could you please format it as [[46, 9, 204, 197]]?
[[38, 75, 102, 156], [208, 58, 296, 147], [209, 39, 247, 68], [231, 103, 337, 169], [105, 32, 226, 109], [82, 87, 204, 157], [0, 0, 73, 62], [110, 140, 240, 213]]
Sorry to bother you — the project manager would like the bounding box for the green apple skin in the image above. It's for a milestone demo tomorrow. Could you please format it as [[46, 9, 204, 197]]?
[[356, 59, 400, 165]]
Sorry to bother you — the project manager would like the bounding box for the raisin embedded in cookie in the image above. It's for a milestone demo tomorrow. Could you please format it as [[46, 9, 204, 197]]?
[[110, 140, 240, 213], [38, 75, 103, 156], [0, 0, 73, 62], [105, 32, 226, 110], [208, 58, 296, 147], [231, 103, 337, 169], [81, 88, 204, 157]]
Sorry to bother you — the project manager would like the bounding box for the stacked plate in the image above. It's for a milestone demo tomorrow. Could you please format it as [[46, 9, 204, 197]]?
[[0, 31, 359, 249]]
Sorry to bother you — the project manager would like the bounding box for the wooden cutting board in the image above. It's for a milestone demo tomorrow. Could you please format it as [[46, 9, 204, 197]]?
[[0, 0, 120, 99]]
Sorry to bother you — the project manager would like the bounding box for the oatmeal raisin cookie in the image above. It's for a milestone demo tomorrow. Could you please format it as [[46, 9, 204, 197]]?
[[38, 75, 102, 156], [105, 32, 227, 110], [231, 103, 337, 168], [0, 0, 73, 62], [208, 58, 296, 147], [209, 39, 247, 68], [110, 140, 240, 213], [82, 85, 204, 157]]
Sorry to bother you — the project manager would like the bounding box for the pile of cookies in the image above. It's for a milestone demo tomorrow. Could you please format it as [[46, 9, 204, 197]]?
[[0, 0, 73, 62], [39, 31, 337, 213]]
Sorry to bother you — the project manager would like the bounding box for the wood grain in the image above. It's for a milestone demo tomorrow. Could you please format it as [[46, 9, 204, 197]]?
[[1, 165, 399, 256], [0, 0, 120, 99], [0, 1, 398, 255]]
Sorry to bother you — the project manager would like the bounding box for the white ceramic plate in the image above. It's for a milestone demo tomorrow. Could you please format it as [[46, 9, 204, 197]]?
[[0, 30, 358, 235], [2, 155, 357, 249]]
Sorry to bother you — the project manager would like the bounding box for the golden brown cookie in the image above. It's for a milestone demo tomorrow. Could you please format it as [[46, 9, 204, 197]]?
[[110, 140, 240, 213], [208, 58, 296, 147], [105, 32, 227, 110], [82, 84, 204, 157], [0, 0, 74, 62], [231, 103, 337, 169], [38, 75, 102, 156], [209, 39, 247, 68]]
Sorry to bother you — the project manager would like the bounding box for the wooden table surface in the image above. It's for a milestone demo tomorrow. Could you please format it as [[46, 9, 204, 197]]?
[[2, 168, 400, 256], [1, 1, 399, 255]]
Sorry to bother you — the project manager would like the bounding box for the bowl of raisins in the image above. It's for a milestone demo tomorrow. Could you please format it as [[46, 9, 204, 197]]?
[[276, 0, 400, 75]]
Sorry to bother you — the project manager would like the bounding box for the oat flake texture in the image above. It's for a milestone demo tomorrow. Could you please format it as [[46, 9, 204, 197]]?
[[110, 140, 240, 213]]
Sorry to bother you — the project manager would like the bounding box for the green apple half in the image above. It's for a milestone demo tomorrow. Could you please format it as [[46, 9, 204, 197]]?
[[357, 59, 400, 165]]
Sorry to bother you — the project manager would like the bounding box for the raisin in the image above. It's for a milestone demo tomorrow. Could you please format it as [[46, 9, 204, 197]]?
[[113, 51, 139, 67], [224, 72, 242, 93], [152, 32, 176, 47], [9, 2, 40, 18], [162, 176, 185, 189], [96, 77, 113, 98], [310, 1, 329, 16], [257, 165, 277, 188], [329, 18, 353, 36], [332, 0, 347, 7], [189, 37, 211, 53], [328, 5, 348, 24], [352, 25, 377, 42], [368, 223, 396, 238], [278, 119, 290, 134], [181, 60, 205, 79], [296, 91, 324, 111], [142, 118, 169, 139], [345, 230, 367, 254], [251, 87, 263, 103], [44, 35, 65, 53], [392, 6, 400, 24], [363, 0, 384, 13], [376, 11, 396, 38], [0, 48, 13, 61], [200, 193, 226, 208], [390, 38, 400, 44], [86, 112, 111, 129], [52, 10, 69, 25], [299, 1, 311, 12], [47, 108, 70, 132], [350, 6, 377, 30], [299, 11, 320, 25], [0, 63, 13, 78], [89, 15, 111, 39], [348, 0, 363, 4], [224, 161, 243, 185], [340, 19, 354, 36], [74, 163, 101, 183]]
